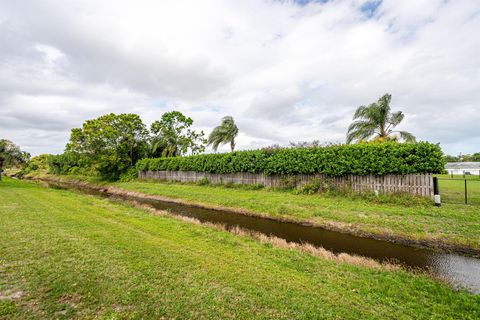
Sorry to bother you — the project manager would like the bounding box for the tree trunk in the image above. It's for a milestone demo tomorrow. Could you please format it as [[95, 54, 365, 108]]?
[[130, 144, 134, 167], [0, 158, 3, 181], [230, 140, 235, 152]]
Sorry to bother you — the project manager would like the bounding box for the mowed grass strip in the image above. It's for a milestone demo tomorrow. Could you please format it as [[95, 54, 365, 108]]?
[[1, 178, 479, 319], [435, 174, 480, 205], [111, 179, 480, 251]]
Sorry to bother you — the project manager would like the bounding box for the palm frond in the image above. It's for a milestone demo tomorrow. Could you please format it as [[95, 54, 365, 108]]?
[[347, 120, 378, 132], [353, 105, 369, 120], [397, 131, 416, 143], [346, 93, 414, 144], [388, 111, 404, 127], [208, 116, 239, 151], [346, 121, 378, 144], [346, 119, 380, 144]]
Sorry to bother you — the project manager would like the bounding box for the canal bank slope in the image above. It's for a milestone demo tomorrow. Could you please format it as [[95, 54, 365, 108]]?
[[31, 174, 480, 256], [1, 177, 479, 319]]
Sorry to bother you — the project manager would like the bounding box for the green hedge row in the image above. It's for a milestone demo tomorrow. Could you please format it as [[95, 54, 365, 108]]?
[[136, 142, 444, 176]]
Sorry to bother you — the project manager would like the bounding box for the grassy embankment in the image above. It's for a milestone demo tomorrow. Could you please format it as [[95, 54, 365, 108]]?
[[1, 178, 479, 319], [109, 178, 480, 253], [31, 173, 480, 253]]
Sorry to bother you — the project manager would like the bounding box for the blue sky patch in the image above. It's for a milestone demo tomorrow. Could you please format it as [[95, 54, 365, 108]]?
[[292, 0, 329, 6], [360, 0, 382, 18]]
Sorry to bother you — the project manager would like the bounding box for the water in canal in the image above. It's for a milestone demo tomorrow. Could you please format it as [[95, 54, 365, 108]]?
[[47, 181, 480, 294]]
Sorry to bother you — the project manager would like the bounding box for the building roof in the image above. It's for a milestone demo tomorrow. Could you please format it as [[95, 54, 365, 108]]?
[[445, 162, 480, 169]]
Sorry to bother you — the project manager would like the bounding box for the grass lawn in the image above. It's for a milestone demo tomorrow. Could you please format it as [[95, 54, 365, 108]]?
[[105, 179, 480, 252], [435, 174, 480, 205], [1, 178, 479, 319]]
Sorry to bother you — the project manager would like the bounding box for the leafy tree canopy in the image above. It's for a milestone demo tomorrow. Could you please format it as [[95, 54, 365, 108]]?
[[65, 113, 149, 180], [0, 139, 30, 180], [150, 111, 206, 157]]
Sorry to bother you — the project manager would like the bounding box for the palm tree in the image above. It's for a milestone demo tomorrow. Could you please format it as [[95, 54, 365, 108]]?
[[208, 116, 239, 152], [346, 93, 416, 144]]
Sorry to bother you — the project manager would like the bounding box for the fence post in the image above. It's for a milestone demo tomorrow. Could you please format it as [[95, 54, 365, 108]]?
[[433, 177, 441, 207], [465, 179, 468, 204]]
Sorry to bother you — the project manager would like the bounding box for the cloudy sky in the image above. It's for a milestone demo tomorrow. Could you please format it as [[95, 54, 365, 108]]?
[[1, 0, 479, 156]]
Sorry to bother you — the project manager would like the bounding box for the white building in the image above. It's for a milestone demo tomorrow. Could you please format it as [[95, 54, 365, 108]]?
[[445, 162, 480, 175]]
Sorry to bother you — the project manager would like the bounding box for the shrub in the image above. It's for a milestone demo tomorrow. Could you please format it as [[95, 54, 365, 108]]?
[[47, 153, 83, 175], [137, 142, 444, 176], [197, 176, 210, 186], [21, 154, 50, 176], [279, 176, 299, 189], [119, 167, 138, 182], [295, 178, 322, 195], [97, 155, 131, 181]]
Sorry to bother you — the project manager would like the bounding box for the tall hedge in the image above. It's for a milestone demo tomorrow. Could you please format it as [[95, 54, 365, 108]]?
[[136, 142, 444, 176]]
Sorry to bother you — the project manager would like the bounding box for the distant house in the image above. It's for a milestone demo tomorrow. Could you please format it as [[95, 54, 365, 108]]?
[[445, 162, 480, 175]]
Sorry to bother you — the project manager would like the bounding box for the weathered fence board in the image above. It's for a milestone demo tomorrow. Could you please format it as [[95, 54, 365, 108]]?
[[139, 171, 434, 198]]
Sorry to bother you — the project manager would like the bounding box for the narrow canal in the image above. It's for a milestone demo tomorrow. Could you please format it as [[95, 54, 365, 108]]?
[[46, 181, 480, 294]]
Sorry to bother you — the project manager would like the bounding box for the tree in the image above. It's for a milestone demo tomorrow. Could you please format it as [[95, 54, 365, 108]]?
[[150, 111, 206, 157], [346, 93, 416, 144], [444, 154, 459, 163], [66, 113, 149, 180], [471, 153, 480, 162], [447, 152, 480, 162], [0, 139, 30, 180], [208, 116, 239, 152]]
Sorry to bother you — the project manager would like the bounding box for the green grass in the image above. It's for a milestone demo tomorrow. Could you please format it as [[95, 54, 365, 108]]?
[[105, 179, 480, 252], [435, 174, 480, 205], [0, 178, 479, 319]]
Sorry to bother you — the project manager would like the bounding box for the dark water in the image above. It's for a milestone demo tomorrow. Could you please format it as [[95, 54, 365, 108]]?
[[46, 181, 480, 294]]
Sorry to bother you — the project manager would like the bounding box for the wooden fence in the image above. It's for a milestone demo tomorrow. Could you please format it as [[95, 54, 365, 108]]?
[[139, 171, 434, 198]]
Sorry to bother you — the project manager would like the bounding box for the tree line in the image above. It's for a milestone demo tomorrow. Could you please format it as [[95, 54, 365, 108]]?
[[17, 111, 238, 181], [1, 93, 421, 181], [444, 153, 480, 163], [0, 111, 240, 181]]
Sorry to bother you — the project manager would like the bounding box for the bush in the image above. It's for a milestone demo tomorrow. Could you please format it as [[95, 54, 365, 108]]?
[[97, 155, 131, 181], [137, 142, 444, 176], [47, 153, 82, 175], [119, 167, 138, 182], [21, 154, 50, 175], [197, 176, 210, 186], [46, 151, 139, 181], [279, 176, 299, 189], [295, 178, 322, 195]]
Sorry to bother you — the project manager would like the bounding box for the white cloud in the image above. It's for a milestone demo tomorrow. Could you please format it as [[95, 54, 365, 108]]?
[[0, 0, 479, 155]]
